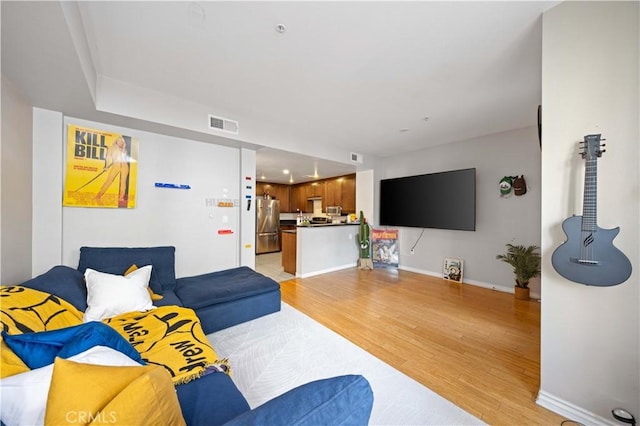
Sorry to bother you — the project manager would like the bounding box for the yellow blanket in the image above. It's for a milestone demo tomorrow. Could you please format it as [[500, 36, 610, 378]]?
[[1, 286, 227, 385], [0, 285, 84, 377], [103, 306, 227, 384]]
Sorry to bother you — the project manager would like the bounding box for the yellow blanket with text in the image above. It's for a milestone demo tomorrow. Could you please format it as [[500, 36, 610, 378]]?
[[103, 307, 228, 384]]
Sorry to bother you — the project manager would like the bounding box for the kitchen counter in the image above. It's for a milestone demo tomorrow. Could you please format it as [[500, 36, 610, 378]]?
[[298, 223, 359, 228], [294, 224, 359, 278]]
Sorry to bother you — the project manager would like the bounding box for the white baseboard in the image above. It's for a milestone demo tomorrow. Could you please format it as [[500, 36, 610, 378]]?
[[536, 390, 618, 426], [398, 265, 524, 295], [299, 263, 542, 300], [298, 262, 357, 279]]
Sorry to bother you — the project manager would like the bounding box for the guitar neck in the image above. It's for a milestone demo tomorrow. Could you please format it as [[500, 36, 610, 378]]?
[[582, 157, 597, 232]]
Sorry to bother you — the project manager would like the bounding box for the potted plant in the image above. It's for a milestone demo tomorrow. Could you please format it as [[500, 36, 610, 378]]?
[[357, 211, 373, 270], [496, 243, 541, 300]]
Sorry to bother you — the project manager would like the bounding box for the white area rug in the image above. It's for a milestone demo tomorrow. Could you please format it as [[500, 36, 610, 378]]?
[[208, 302, 484, 425]]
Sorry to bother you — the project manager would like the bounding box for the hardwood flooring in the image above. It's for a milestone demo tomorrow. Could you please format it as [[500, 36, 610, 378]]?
[[280, 267, 567, 426]]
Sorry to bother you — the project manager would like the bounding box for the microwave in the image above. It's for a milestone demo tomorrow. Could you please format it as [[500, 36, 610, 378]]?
[[326, 206, 342, 216]]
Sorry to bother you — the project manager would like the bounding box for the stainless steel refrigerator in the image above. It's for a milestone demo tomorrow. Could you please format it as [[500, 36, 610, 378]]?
[[256, 198, 280, 254]]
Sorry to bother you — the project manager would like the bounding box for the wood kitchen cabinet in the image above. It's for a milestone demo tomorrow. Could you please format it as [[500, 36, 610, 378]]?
[[281, 230, 296, 274], [316, 174, 355, 213], [324, 178, 342, 207], [291, 182, 322, 213], [341, 174, 356, 214], [256, 182, 291, 212], [260, 173, 355, 214], [290, 185, 307, 213], [307, 182, 325, 199]]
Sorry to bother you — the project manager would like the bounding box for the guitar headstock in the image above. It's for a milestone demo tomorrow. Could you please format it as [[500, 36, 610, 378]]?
[[580, 134, 606, 160]]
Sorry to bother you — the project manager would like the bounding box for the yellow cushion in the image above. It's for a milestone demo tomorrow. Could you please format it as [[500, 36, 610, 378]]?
[[45, 357, 186, 426], [124, 264, 164, 301], [0, 285, 83, 378]]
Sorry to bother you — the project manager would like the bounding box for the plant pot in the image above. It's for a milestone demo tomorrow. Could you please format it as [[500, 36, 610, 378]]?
[[514, 286, 530, 300], [358, 258, 373, 270]]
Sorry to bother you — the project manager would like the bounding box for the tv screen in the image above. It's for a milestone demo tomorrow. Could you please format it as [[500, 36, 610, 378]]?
[[379, 168, 476, 231]]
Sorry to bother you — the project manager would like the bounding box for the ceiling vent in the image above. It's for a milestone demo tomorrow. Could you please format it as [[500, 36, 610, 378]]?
[[350, 152, 363, 164], [208, 114, 239, 134]]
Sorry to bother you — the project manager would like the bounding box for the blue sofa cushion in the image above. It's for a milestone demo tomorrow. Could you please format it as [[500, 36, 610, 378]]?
[[90, 258, 153, 276], [175, 267, 280, 310], [2, 322, 143, 369], [153, 289, 183, 307], [176, 371, 250, 426], [78, 246, 176, 294], [224, 375, 374, 426], [194, 291, 281, 334], [19, 265, 88, 312]]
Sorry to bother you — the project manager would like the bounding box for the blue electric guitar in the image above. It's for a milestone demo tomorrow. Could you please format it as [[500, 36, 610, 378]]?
[[552, 134, 632, 286]]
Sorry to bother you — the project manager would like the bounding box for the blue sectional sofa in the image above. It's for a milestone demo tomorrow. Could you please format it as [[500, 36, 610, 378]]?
[[10, 246, 374, 425], [77, 246, 282, 334]]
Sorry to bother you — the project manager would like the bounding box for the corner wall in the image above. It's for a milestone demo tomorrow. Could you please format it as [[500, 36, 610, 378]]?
[[1, 75, 33, 284], [539, 2, 639, 423]]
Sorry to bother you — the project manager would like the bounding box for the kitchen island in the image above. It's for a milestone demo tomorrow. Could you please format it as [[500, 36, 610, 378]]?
[[288, 223, 360, 278]]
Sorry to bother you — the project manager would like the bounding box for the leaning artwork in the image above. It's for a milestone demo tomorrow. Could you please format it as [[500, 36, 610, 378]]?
[[443, 258, 464, 283]]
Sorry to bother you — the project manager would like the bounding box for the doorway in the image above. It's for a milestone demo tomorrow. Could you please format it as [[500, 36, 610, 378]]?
[[255, 252, 294, 282]]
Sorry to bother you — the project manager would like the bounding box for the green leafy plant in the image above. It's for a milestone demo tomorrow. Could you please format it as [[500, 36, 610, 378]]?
[[357, 211, 370, 259], [496, 243, 541, 289]]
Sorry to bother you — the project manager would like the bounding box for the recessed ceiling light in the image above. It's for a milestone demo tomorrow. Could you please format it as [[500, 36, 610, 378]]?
[[260, 174, 266, 180], [282, 169, 289, 174]]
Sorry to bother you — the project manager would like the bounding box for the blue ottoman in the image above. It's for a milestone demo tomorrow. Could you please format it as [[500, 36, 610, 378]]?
[[175, 267, 281, 334]]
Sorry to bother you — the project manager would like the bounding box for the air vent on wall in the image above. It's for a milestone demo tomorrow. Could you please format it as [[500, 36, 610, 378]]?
[[208, 114, 239, 134], [350, 152, 363, 164]]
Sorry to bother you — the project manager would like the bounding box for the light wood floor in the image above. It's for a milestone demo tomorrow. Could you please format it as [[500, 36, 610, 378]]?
[[280, 267, 567, 426]]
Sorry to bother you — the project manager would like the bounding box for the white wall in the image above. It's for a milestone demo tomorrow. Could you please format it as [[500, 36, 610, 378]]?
[[538, 2, 639, 424], [378, 126, 542, 295], [1, 75, 33, 284], [32, 113, 248, 278], [240, 148, 256, 268], [355, 169, 374, 223], [32, 108, 64, 276]]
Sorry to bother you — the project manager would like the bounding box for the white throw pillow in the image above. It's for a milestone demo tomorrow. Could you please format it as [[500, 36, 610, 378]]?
[[83, 265, 155, 322], [0, 345, 142, 426]]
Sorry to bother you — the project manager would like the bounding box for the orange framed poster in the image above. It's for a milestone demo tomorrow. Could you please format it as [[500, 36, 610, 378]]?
[[372, 229, 399, 268], [63, 124, 138, 208]]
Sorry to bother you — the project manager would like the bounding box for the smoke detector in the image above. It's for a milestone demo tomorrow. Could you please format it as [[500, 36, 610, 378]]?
[[208, 114, 239, 134]]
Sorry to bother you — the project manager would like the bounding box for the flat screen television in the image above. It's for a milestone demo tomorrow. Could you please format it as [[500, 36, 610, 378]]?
[[379, 168, 476, 231]]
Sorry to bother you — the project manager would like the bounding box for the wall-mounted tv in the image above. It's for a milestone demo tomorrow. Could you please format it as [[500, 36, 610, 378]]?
[[379, 168, 476, 231]]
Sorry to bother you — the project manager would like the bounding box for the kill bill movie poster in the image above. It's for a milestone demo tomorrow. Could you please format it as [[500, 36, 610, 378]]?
[[63, 125, 138, 208]]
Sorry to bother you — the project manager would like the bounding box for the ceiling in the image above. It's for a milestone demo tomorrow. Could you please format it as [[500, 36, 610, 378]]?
[[1, 1, 555, 184]]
